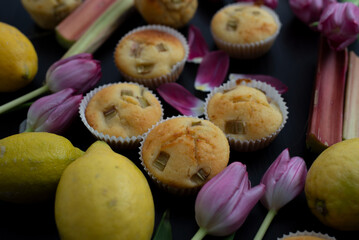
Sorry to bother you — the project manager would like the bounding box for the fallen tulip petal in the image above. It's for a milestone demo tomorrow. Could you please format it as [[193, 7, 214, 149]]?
[[229, 73, 288, 94], [157, 83, 205, 117], [187, 25, 210, 63], [195, 51, 229, 92]]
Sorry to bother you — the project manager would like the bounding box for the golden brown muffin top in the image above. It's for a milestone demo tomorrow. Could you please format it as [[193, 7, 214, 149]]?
[[141, 117, 230, 189], [206, 85, 282, 141], [211, 4, 278, 44], [114, 29, 185, 79], [85, 83, 162, 138], [135, 0, 198, 28]]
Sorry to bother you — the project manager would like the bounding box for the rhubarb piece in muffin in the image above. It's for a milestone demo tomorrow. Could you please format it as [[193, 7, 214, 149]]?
[[135, 0, 198, 28], [210, 2, 281, 58], [114, 25, 188, 88], [140, 116, 230, 194]]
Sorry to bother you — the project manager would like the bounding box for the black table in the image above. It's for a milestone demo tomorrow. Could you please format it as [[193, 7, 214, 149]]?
[[0, 1, 357, 239]]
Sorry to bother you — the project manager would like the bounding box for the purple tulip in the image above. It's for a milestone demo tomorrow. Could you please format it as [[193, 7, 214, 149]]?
[[25, 88, 82, 134], [289, 0, 336, 26], [46, 53, 102, 93], [253, 148, 307, 240], [318, 2, 359, 51], [260, 148, 307, 211], [193, 162, 265, 239], [237, 0, 278, 9]]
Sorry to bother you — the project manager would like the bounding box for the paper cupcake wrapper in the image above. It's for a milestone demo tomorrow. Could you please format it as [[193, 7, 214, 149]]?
[[204, 79, 288, 152], [114, 24, 189, 89], [139, 115, 207, 195], [79, 81, 164, 150], [211, 2, 281, 59], [278, 231, 336, 240]]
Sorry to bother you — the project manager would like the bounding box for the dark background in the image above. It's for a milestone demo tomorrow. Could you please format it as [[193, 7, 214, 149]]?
[[0, 0, 358, 239]]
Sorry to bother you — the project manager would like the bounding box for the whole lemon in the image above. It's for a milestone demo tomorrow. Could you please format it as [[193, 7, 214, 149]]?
[[55, 141, 155, 240], [0, 132, 83, 203], [0, 22, 38, 92], [305, 138, 359, 230]]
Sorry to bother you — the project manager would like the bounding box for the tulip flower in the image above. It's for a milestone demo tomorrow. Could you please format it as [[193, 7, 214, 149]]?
[[25, 88, 82, 134], [192, 162, 265, 240], [318, 2, 359, 51], [289, 0, 336, 26], [0, 53, 101, 115], [157, 83, 205, 117], [253, 149, 307, 240], [46, 53, 101, 93], [237, 0, 278, 9]]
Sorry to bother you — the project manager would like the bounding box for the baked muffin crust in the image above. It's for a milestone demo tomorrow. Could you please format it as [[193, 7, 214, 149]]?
[[135, 0, 198, 28], [115, 29, 185, 79], [211, 4, 278, 44], [206, 85, 283, 141], [141, 117, 229, 189], [85, 83, 162, 138]]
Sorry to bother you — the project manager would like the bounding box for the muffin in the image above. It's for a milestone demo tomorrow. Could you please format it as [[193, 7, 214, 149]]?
[[135, 0, 198, 28], [278, 231, 336, 240], [114, 25, 188, 88], [210, 2, 281, 58], [140, 116, 230, 194], [21, 0, 81, 29], [80, 82, 163, 149], [205, 79, 288, 151]]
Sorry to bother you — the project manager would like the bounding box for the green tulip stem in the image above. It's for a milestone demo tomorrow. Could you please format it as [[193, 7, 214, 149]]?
[[191, 227, 207, 240], [343, 0, 359, 6], [253, 209, 277, 240], [0, 85, 49, 114]]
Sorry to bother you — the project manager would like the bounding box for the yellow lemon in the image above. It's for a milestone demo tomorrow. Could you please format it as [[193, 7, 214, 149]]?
[[305, 138, 359, 230], [55, 141, 155, 240], [0, 132, 83, 203], [0, 22, 38, 92]]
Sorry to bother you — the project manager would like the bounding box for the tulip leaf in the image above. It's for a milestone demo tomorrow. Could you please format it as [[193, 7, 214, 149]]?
[[153, 209, 172, 240], [222, 233, 236, 240]]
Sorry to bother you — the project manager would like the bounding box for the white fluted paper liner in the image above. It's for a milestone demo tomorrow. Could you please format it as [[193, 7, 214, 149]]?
[[114, 24, 189, 89], [79, 82, 164, 150], [139, 115, 207, 195], [278, 231, 336, 240], [204, 79, 288, 152], [211, 3, 281, 59]]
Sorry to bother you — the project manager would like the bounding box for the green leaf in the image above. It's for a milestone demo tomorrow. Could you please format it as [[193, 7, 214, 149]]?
[[222, 232, 236, 240], [153, 209, 172, 240]]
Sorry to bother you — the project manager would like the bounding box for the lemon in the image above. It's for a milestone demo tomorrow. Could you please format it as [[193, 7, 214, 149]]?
[[55, 141, 155, 240], [0, 132, 83, 203], [305, 138, 359, 230], [0, 22, 38, 92]]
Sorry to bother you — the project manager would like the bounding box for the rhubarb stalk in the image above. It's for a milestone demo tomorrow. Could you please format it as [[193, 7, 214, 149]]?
[[56, 0, 117, 48], [306, 36, 348, 153], [63, 0, 134, 58], [343, 51, 359, 139]]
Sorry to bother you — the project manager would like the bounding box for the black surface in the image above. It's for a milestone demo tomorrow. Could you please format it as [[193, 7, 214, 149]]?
[[0, 1, 358, 239]]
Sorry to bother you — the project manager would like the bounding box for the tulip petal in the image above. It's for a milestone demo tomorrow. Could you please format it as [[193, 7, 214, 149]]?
[[187, 25, 210, 63], [195, 51, 229, 92], [27, 88, 76, 130], [229, 73, 288, 94], [260, 149, 307, 211], [157, 83, 205, 116], [195, 162, 248, 229], [36, 94, 83, 133], [209, 184, 265, 236]]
